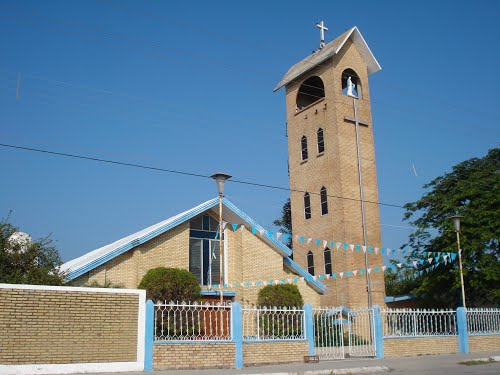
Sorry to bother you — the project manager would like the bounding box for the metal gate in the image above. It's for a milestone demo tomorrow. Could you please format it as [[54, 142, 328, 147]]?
[[313, 307, 376, 360], [312, 307, 345, 359], [348, 307, 376, 357]]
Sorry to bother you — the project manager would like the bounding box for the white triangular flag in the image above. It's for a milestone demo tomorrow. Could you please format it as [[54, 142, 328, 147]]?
[[276, 232, 282, 239], [382, 265, 387, 272], [375, 247, 379, 254], [336, 242, 342, 250], [350, 244, 355, 252], [251, 281, 255, 287], [287, 278, 292, 284], [323, 240, 328, 249], [312, 276, 317, 281], [413, 261, 419, 268], [387, 248, 392, 255], [294, 235, 299, 242], [299, 277, 305, 283], [367, 268, 372, 274], [428, 258, 433, 264], [362, 246, 367, 253], [339, 272, 344, 278], [353, 270, 358, 276], [259, 228, 264, 236], [326, 274, 330, 279], [397, 263, 403, 268], [307, 238, 312, 245], [240, 224, 245, 232]]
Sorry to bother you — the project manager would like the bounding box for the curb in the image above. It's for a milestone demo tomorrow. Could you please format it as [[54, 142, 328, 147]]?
[[239, 366, 390, 375]]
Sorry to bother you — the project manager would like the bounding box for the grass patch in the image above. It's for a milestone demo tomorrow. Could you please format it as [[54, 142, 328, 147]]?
[[458, 358, 495, 366]]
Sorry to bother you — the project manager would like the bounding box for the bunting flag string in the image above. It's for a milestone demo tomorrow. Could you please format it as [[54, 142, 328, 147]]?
[[224, 222, 458, 265], [209, 253, 458, 290]]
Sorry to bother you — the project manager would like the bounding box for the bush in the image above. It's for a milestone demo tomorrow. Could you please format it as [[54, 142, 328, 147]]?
[[257, 284, 304, 307], [138, 267, 202, 302]]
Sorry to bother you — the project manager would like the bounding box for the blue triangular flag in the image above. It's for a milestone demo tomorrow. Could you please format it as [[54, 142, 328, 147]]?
[[232, 223, 238, 231], [316, 239, 321, 246], [300, 236, 305, 244], [267, 230, 273, 237], [251, 227, 257, 235], [284, 234, 291, 241], [343, 243, 348, 250], [330, 241, 335, 247], [368, 247, 373, 253], [346, 271, 351, 277], [360, 269, 365, 275], [356, 245, 361, 252]]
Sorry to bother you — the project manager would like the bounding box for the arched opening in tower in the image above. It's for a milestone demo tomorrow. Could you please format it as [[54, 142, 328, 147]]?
[[296, 76, 325, 111], [341, 69, 362, 98]]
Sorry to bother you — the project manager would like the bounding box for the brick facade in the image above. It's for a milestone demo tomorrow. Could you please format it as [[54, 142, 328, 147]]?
[[384, 337, 459, 357], [242, 341, 309, 366], [153, 343, 235, 370], [72, 217, 321, 306], [0, 286, 142, 365], [284, 39, 385, 308]]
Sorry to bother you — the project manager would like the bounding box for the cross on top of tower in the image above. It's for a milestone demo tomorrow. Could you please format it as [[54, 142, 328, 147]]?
[[316, 21, 328, 48]]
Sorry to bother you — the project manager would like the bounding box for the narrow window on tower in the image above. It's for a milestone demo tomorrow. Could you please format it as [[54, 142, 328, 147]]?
[[320, 186, 328, 215], [307, 251, 315, 275], [301, 136, 308, 161], [304, 192, 311, 219], [317, 128, 325, 154], [324, 247, 332, 275]]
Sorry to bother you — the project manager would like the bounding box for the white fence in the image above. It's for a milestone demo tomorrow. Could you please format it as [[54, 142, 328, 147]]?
[[154, 302, 232, 341], [466, 308, 500, 335], [382, 308, 457, 337], [312, 307, 345, 359], [242, 306, 305, 340]]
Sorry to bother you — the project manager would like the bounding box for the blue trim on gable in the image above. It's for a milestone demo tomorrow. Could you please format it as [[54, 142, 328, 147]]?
[[222, 198, 292, 258], [283, 257, 326, 294], [67, 198, 220, 280]]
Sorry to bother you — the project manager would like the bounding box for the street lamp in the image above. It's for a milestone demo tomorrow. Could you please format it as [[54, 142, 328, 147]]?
[[449, 214, 466, 308], [211, 173, 231, 304]]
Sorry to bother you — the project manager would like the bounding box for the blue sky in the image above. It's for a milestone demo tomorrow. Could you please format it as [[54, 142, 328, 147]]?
[[0, 0, 498, 264]]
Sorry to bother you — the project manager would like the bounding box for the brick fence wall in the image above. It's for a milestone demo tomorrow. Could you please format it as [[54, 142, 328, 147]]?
[[469, 336, 500, 352], [0, 284, 145, 375], [384, 337, 459, 357], [243, 341, 309, 366], [153, 343, 235, 370]]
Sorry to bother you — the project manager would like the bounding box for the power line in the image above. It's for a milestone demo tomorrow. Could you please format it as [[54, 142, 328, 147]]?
[[0, 142, 406, 209]]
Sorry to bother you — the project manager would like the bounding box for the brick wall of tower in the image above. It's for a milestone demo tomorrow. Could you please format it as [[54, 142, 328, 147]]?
[[285, 39, 385, 308]]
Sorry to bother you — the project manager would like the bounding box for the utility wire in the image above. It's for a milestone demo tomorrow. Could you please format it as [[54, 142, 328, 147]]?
[[0, 142, 405, 209]]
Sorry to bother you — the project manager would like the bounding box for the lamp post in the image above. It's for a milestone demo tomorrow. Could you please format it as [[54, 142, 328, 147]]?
[[449, 214, 466, 308], [211, 173, 231, 304]]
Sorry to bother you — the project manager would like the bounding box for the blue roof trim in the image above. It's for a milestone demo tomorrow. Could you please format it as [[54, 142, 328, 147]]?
[[385, 294, 417, 303], [283, 257, 326, 294], [222, 198, 292, 257], [67, 198, 220, 280]]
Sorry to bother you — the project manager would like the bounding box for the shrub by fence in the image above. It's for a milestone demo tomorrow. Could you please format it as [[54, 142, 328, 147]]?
[[242, 306, 305, 340]]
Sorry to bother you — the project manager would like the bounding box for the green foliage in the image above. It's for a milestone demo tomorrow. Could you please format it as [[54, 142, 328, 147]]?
[[138, 267, 202, 302], [257, 283, 304, 307], [0, 217, 66, 285], [396, 148, 500, 307], [83, 280, 124, 288], [273, 198, 293, 249]]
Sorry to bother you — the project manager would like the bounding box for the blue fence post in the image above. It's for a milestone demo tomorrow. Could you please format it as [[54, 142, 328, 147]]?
[[373, 305, 384, 358], [232, 302, 243, 369], [456, 307, 469, 353], [144, 300, 154, 372], [303, 304, 315, 356]]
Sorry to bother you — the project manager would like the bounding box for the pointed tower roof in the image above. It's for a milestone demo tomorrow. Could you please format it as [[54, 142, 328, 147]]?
[[274, 26, 381, 92]]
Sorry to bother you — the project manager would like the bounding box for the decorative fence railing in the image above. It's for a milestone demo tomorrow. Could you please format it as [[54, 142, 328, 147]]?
[[382, 308, 457, 337], [154, 302, 232, 341], [242, 306, 305, 340], [466, 308, 500, 335]]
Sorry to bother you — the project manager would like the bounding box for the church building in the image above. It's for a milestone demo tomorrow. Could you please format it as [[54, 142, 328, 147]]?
[[62, 24, 386, 308]]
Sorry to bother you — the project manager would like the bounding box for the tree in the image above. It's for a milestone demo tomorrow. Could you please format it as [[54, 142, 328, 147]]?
[[257, 284, 304, 307], [0, 217, 66, 285], [273, 198, 293, 249], [396, 148, 499, 307], [138, 267, 202, 302]]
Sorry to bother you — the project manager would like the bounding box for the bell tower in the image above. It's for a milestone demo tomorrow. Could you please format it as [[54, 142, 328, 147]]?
[[274, 25, 385, 308]]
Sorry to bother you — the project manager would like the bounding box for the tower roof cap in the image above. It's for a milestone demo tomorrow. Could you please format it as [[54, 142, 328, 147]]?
[[273, 26, 381, 92]]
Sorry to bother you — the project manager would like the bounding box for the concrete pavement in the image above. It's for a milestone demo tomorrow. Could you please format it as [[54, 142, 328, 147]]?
[[91, 352, 500, 375]]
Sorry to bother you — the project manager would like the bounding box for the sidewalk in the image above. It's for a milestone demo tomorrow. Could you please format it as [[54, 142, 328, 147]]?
[[96, 352, 500, 375]]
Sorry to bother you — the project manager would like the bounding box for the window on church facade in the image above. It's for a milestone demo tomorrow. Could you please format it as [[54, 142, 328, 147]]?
[[341, 69, 362, 98], [317, 128, 325, 154], [296, 76, 325, 110], [307, 251, 315, 275], [304, 192, 311, 219], [189, 214, 223, 286], [320, 186, 328, 215], [301, 136, 308, 161], [324, 247, 332, 275]]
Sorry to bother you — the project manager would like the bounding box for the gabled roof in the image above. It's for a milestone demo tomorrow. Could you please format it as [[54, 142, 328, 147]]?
[[61, 198, 326, 294], [274, 26, 381, 92]]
